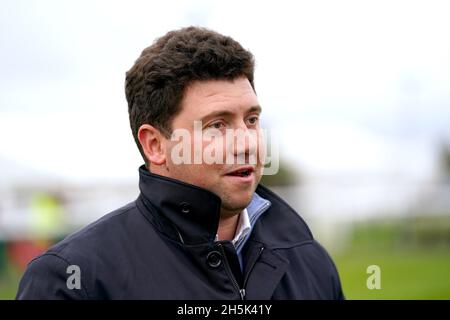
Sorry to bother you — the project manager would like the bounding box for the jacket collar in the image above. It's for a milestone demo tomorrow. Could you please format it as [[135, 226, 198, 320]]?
[[138, 165, 222, 245], [137, 165, 314, 247]]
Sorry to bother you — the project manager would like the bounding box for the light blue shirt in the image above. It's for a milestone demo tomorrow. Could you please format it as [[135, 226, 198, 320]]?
[[215, 192, 271, 270]]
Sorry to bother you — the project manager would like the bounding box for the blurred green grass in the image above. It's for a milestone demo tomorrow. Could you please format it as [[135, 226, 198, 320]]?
[[0, 265, 20, 300], [332, 215, 450, 299], [333, 248, 450, 299]]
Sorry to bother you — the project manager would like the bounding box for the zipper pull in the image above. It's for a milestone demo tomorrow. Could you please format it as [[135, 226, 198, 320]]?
[[239, 288, 246, 300]]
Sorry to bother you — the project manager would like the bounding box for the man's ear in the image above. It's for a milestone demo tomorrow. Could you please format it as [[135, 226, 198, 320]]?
[[137, 124, 167, 166]]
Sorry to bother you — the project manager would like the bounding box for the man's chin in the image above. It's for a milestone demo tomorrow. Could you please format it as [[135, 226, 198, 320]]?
[[220, 199, 252, 216]]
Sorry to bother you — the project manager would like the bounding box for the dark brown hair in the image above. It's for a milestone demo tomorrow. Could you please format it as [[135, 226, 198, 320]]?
[[125, 26, 255, 164]]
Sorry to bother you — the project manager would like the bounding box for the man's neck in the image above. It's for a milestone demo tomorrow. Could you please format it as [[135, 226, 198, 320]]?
[[217, 212, 240, 241]]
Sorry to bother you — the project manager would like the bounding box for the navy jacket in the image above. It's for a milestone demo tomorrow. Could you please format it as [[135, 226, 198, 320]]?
[[16, 166, 344, 300]]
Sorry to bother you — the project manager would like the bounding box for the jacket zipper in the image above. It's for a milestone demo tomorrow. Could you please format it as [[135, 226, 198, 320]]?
[[217, 243, 245, 300], [242, 246, 265, 296], [217, 243, 264, 300]]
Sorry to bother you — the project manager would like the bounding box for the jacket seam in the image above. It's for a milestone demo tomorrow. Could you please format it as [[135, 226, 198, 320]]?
[[248, 239, 315, 250]]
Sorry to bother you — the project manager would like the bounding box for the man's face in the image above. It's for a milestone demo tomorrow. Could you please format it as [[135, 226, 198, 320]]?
[[162, 77, 264, 217]]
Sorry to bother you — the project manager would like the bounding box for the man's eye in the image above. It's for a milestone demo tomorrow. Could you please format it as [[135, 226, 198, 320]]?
[[208, 122, 225, 129], [246, 116, 259, 125]]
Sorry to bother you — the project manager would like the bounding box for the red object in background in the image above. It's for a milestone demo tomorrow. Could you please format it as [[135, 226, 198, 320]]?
[[7, 239, 51, 271]]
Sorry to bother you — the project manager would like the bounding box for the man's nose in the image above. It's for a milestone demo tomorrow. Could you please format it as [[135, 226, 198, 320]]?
[[232, 122, 258, 159]]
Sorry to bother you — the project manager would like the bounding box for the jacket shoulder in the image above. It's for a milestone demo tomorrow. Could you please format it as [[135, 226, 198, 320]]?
[[51, 201, 137, 253], [255, 185, 345, 299], [17, 201, 140, 299], [16, 252, 88, 299]]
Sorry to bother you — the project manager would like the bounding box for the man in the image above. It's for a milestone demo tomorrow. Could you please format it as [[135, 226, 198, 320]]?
[[17, 27, 344, 299]]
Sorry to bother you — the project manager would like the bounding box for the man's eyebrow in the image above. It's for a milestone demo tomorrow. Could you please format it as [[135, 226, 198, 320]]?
[[200, 105, 262, 121], [199, 110, 234, 121], [247, 105, 262, 114]]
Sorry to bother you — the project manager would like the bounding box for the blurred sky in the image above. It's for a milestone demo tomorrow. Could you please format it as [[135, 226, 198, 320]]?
[[1, 0, 450, 183]]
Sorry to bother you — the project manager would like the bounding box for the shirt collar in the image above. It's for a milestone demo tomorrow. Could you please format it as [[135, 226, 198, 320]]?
[[214, 192, 272, 249], [233, 208, 252, 245], [214, 208, 252, 245]]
